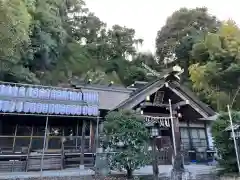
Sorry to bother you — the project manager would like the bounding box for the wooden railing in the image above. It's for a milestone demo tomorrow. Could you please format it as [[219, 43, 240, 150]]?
[[0, 136, 96, 172]]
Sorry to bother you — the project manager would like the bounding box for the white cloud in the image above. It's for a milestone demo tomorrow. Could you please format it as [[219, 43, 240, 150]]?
[[85, 0, 240, 54]]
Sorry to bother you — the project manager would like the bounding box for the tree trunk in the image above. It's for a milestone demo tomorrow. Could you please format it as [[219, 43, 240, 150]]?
[[126, 167, 133, 179]]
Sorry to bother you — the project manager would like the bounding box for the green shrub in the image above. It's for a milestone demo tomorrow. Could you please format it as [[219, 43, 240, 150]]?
[[212, 111, 240, 173], [103, 110, 151, 179]]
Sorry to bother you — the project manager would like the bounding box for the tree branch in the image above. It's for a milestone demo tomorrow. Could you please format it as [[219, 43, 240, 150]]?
[[231, 86, 240, 108]]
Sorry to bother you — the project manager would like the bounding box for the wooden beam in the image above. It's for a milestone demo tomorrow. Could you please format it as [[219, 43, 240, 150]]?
[[168, 86, 208, 118], [118, 85, 162, 109], [0, 112, 101, 119], [172, 100, 189, 110], [140, 102, 170, 108]]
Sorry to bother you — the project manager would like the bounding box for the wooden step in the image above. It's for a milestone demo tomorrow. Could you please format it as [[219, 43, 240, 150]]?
[[27, 155, 62, 171], [0, 160, 26, 172], [64, 163, 94, 168], [64, 153, 94, 169]]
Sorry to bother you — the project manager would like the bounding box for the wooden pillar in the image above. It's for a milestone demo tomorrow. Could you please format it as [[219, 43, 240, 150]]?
[[172, 114, 185, 170], [76, 120, 79, 150], [89, 121, 95, 151], [169, 99, 177, 157], [45, 125, 50, 150], [95, 116, 100, 152], [204, 121, 209, 149], [61, 137, 65, 170], [80, 120, 86, 169], [152, 137, 159, 180], [12, 124, 18, 152], [173, 111, 181, 151], [187, 120, 193, 149], [26, 125, 34, 172], [40, 116, 49, 174], [0, 119, 2, 135]]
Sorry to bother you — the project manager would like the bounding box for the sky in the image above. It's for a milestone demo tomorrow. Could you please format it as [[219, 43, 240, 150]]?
[[85, 0, 240, 54]]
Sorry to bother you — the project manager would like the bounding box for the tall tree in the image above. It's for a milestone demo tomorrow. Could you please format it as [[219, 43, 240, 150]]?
[[0, 0, 39, 83], [155, 7, 220, 75], [189, 20, 240, 111], [131, 52, 158, 69], [27, 0, 67, 72], [103, 25, 145, 85], [0, 0, 148, 86]]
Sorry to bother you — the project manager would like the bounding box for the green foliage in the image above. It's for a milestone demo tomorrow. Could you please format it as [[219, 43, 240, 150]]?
[[155, 7, 220, 83], [103, 110, 150, 178], [156, 7, 220, 63], [0, 0, 155, 86], [189, 21, 240, 111], [212, 111, 240, 173], [2, 0, 239, 110], [0, 0, 38, 83]]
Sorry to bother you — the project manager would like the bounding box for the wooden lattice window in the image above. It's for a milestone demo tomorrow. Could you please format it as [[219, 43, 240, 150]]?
[[153, 91, 165, 105]]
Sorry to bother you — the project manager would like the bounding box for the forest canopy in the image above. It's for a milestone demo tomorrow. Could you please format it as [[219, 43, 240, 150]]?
[[0, 1, 239, 111], [0, 0, 156, 86]]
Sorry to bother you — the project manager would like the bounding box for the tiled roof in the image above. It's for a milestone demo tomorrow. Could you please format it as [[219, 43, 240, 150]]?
[[71, 83, 133, 110], [115, 79, 216, 117], [71, 78, 216, 117]]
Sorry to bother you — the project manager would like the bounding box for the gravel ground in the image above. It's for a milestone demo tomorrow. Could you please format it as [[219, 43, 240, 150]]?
[[6, 176, 93, 180], [4, 174, 221, 180], [0, 164, 219, 180]]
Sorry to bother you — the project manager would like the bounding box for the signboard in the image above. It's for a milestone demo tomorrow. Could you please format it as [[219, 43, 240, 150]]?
[[144, 115, 171, 127]]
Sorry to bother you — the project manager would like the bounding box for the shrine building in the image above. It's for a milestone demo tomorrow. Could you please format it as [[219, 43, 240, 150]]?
[[73, 69, 217, 165], [0, 68, 217, 172]]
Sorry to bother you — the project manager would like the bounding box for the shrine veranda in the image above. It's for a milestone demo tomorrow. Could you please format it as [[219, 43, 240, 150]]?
[[0, 81, 100, 171]]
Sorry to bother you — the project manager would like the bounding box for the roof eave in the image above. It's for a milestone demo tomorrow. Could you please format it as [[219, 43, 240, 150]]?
[[198, 114, 219, 121], [114, 80, 164, 110]]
